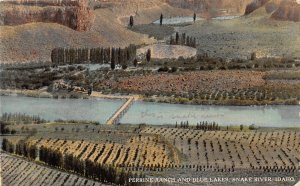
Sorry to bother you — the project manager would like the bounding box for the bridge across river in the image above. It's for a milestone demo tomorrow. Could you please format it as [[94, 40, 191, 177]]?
[[90, 92, 138, 125], [105, 97, 134, 125]]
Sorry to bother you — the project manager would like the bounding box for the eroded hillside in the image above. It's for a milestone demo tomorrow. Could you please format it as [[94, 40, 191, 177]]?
[[0, 0, 163, 63], [271, 0, 300, 22], [166, 0, 254, 17], [0, 0, 94, 31], [244, 0, 300, 22], [0, 0, 299, 63]]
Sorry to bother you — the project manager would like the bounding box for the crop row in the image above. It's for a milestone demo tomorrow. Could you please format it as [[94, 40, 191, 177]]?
[[141, 127, 300, 172], [0, 154, 102, 186], [28, 135, 177, 168]]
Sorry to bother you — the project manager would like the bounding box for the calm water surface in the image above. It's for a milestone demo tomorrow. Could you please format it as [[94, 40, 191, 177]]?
[[1, 96, 299, 127], [120, 101, 300, 127], [153, 16, 240, 25], [0, 95, 124, 123], [153, 16, 203, 25]]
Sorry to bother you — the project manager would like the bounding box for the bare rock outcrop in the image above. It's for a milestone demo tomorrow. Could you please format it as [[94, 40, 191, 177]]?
[[2, 0, 87, 6], [244, 0, 300, 22], [0, 0, 94, 31], [165, 0, 254, 17], [244, 0, 271, 15], [271, 0, 300, 22]]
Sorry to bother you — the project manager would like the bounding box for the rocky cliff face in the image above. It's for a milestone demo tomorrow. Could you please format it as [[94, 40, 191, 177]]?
[[244, 0, 300, 22], [271, 0, 300, 22], [244, 0, 270, 15], [1, 0, 87, 7], [0, 0, 94, 31], [95, 0, 254, 17], [165, 0, 254, 17]]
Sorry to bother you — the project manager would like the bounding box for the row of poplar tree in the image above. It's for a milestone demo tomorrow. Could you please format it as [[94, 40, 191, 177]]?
[[1, 113, 47, 124], [51, 44, 137, 67], [170, 32, 197, 48], [175, 121, 221, 131], [2, 139, 144, 186]]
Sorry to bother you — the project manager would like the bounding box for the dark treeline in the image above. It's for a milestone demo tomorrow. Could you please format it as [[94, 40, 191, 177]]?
[[170, 32, 196, 48], [51, 45, 137, 67], [0, 122, 16, 134], [2, 138, 14, 153], [15, 140, 37, 160], [2, 139, 143, 186], [1, 113, 48, 124], [175, 121, 221, 131], [195, 121, 220, 131], [54, 119, 100, 125]]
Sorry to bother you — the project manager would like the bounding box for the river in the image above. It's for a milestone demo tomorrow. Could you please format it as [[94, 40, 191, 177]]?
[[121, 101, 300, 127], [0, 95, 124, 123], [153, 16, 240, 25], [0, 96, 299, 127]]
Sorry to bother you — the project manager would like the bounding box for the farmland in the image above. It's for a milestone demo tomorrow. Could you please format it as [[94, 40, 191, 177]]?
[[95, 70, 300, 105], [1, 0, 300, 185], [141, 127, 300, 171], [0, 153, 103, 186], [1, 121, 300, 185], [27, 135, 179, 169], [3, 122, 300, 171], [1, 63, 299, 106]]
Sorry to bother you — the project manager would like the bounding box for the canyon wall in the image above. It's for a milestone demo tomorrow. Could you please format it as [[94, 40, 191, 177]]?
[[0, 0, 87, 7], [244, 0, 300, 22], [244, 0, 271, 15], [271, 0, 300, 22], [0, 0, 94, 31], [165, 0, 254, 16]]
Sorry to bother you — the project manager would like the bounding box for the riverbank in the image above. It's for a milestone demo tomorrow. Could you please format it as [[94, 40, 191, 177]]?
[[1, 88, 299, 107], [95, 70, 300, 106], [0, 89, 52, 98], [143, 95, 300, 106], [90, 91, 141, 101]]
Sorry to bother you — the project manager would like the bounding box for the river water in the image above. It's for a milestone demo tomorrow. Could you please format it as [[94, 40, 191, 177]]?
[[0, 96, 299, 127], [121, 101, 300, 127], [153, 16, 240, 25], [0, 95, 124, 123]]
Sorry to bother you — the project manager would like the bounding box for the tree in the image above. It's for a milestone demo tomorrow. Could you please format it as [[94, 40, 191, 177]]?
[[88, 84, 93, 96], [133, 58, 138, 67], [118, 47, 122, 65], [240, 124, 244, 131], [170, 35, 175, 45], [181, 33, 186, 45], [251, 52, 256, 60], [171, 66, 177, 73], [118, 170, 127, 185], [193, 37, 197, 48], [175, 32, 179, 45], [193, 12, 196, 23], [146, 49, 151, 62], [122, 63, 128, 70], [186, 36, 190, 46], [160, 13, 163, 26], [2, 138, 8, 151], [10, 129, 16, 134], [129, 15, 134, 27], [0, 122, 10, 134], [111, 48, 116, 70]]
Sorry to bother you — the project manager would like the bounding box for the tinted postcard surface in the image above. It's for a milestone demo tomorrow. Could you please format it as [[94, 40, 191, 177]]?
[[0, 0, 299, 186]]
